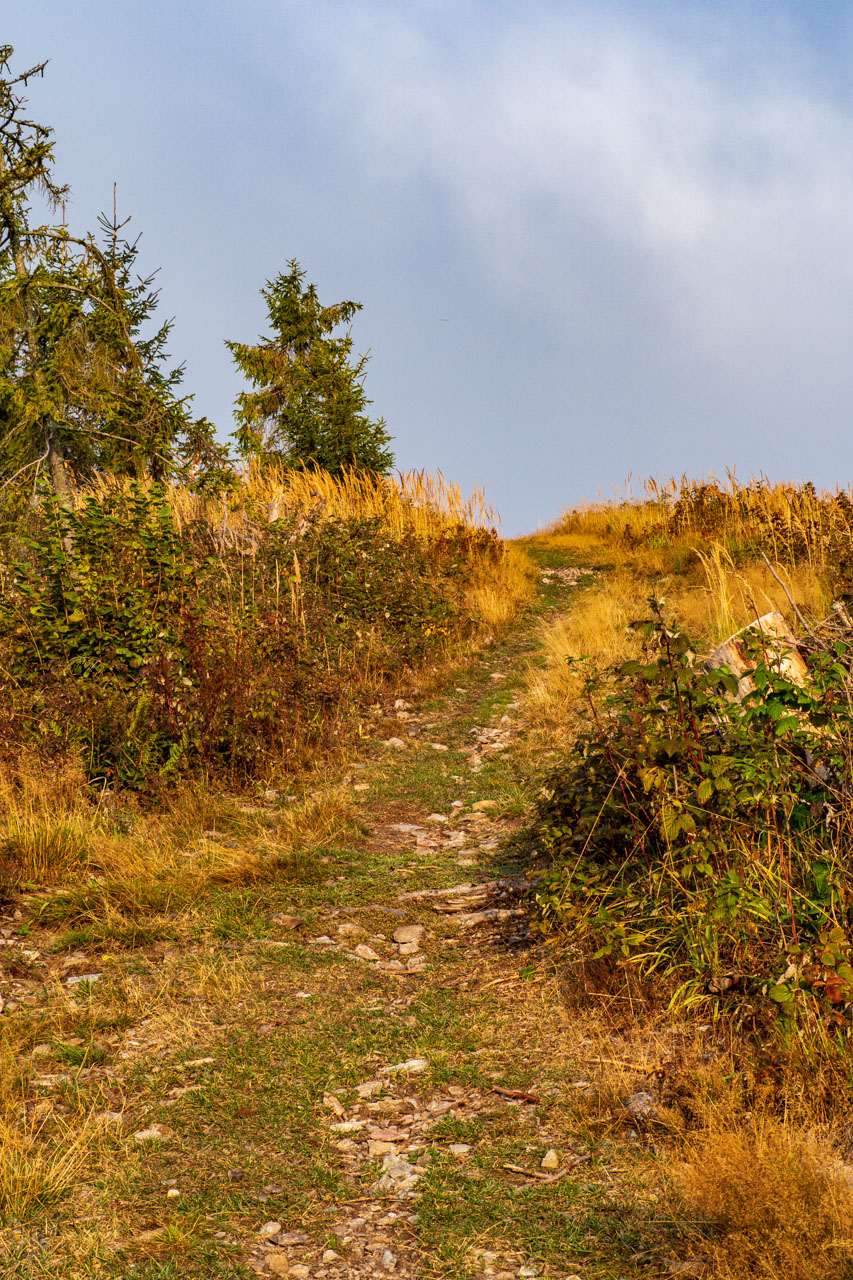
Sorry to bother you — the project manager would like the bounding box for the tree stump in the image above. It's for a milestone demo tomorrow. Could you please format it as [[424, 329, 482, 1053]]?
[[703, 611, 808, 701]]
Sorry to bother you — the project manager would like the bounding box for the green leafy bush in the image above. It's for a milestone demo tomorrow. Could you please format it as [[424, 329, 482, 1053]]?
[[0, 485, 476, 787], [533, 601, 853, 1028]]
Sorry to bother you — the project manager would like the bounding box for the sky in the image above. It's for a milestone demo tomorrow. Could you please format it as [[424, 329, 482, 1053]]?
[[6, 1, 853, 533]]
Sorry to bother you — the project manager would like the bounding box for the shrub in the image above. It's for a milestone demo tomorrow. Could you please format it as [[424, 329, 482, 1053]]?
[[532, 601, 853, 1029], [0, 482, 491, 788]]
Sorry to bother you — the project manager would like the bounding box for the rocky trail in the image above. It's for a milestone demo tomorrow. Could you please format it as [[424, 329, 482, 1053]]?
[[0, 548, 689, 1280]]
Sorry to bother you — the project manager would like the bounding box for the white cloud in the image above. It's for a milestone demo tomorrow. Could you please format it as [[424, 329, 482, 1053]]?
[[290, 3, 853, 373]]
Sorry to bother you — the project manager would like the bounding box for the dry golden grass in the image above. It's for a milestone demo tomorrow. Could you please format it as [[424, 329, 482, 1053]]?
[[547, 472, 853, 570], [0, 1109, 107, 1225], [89, 463, 500, 548], [466, 543, 535, 630], [678, 1119, 853, 1280], [523, 529, 828, 748], [0, 761, 362, 930]]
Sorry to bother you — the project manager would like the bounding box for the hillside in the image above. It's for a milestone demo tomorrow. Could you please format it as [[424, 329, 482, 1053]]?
[[3, 476, 853, 1279]]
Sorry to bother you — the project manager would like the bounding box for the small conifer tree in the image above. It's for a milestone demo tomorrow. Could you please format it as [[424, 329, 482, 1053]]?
[[227, 261, 394, 475]]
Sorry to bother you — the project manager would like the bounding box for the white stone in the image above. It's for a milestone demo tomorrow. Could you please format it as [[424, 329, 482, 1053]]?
[[381, 1057, 428, 1075]]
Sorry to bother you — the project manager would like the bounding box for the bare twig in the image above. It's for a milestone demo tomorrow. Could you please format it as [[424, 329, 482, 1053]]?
[[760, 552, 815, 638]]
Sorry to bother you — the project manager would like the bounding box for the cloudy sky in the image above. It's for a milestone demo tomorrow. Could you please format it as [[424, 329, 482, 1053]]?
[[6, 2, 853, 532]]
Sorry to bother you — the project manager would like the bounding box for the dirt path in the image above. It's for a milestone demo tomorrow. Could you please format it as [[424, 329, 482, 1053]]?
[[1, 547, 683, 1280]]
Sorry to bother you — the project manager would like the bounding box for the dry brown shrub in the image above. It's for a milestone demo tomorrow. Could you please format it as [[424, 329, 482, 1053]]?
[[677, 1119, 853, 1280]]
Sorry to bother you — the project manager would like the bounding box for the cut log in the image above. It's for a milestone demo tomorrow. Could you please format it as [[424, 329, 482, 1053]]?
[[703, 611, 808, 701]]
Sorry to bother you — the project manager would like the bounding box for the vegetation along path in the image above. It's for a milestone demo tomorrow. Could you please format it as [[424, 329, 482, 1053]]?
[[1, 548, 696, 1280]]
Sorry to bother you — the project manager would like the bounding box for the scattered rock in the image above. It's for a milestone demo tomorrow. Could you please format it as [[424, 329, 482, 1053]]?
[[449, 1143, 471, 1156], [258, 1220, 283, 1238], [472, 799, 497, 811], [383, 737, 407, 750], [356, 1079, 384, 1098], [379, 1249, 398, 1271], [393, 925, 424, 946], [381, 1057, 428, 1076], [323, 1092, 345, 1117], [66, 972, 102, 986], [133, 1123, 171, 1144], [288, 1267, 311, 1280], [540, 1148, 559, 1170], [266, 1256, 291, 1276], [430, 743, 449, 752], [353, 944, 381, 962], [626, 1091, 657, 1122], [337, 922, 367, 939], [425, 813, 448, 824], [166, 1187, 181, 1199], [377, 1152, 421, 1191], [135, 1228, 168, 1244], [398, 941, 420, 956], [268, 914, 304, 930]]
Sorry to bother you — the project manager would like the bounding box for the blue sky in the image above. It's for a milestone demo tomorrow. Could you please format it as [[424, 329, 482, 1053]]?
[[7, 2, 853, 532]]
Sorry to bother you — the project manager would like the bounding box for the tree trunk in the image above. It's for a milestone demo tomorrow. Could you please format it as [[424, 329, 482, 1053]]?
[[46, 422, 74, 554]]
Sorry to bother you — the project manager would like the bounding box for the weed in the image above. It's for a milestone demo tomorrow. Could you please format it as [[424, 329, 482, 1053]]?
[[677, 1118, 853, 1280]]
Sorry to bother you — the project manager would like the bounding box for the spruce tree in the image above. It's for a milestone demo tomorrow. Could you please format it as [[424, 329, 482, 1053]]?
[[227, 261, 394, 475], [0, 46, 226, 518]]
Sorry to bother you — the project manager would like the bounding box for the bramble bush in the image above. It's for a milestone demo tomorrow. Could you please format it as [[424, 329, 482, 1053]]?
[[532, 601, 853, 1031], [0, 484, 479, 788]]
